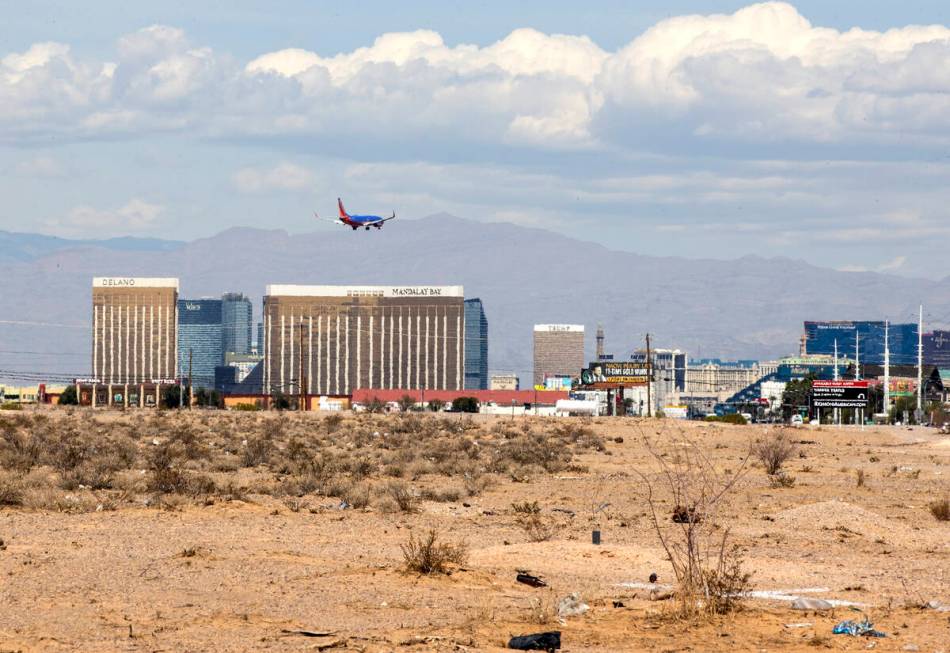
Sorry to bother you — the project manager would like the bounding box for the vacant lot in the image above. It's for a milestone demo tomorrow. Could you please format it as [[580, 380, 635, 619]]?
[[1, 409, 947, 651]]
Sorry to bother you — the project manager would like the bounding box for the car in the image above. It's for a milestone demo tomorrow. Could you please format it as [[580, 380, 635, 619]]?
[[790, 414, 804, 427], [740, 412, 753, 423]]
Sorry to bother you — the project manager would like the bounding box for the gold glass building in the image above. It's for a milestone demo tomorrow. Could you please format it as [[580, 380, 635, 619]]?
[[91, 277, 179, 385], [263, 285, 465, 395]]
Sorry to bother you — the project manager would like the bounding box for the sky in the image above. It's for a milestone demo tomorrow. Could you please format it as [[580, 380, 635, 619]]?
[[2, 1, 950, 278]]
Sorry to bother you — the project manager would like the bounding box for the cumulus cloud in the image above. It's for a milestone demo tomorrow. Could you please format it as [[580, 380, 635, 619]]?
[[44, 198, 164, 236], [232, 162, 315, 193], [3, 3, 950, 151]]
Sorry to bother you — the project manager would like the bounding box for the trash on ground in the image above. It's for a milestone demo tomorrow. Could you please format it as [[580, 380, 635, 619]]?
[[508, 631, 561, 651], [792, 597, 833, 611], [557, 592, 589, 618], [649, 572, 658, 584], [783, 622, 813, 628], [925, 600, 949, 612], [671, 505, 701, 523], [280, 629, 336, 638], [516, 573, 547, 588], [832, 617, 886, 638]]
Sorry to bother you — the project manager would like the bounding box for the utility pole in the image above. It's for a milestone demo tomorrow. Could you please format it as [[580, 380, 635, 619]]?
[[918, 305, 924, 418], [884, 320, 891, 420], [645, 333, 652, 418], [833, 339, 839, 426], [188, 348, 193, 409]]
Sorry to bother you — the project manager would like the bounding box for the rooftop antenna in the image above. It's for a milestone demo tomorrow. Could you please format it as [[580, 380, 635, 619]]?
[[918, 305, 924, 416]]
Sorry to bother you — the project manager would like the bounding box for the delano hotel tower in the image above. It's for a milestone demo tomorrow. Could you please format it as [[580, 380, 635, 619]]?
[[263, 285, 465, 395], [91, 277, 179, 384]]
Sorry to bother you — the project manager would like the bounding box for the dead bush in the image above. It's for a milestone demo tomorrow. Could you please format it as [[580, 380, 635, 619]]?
[[768, 472, 796, 488], [401, 528, 467, 574], [519, 514, 555, 542], [0, 471, 24, 506], [147, 443, 187, 493], [384, 480, 416, 512], [0, 425, 40, 472], [635, 426, 752, 617], [855, 469, 867, 488], [929, 498, 950, 521], [511, 500, 541, 515], [420, 486, 462, 503], [242, 434, 273, 467], [753, 431, 796, 476]]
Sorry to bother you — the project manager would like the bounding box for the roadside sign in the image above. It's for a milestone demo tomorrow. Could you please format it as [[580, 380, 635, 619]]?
[[812, 380, 870, 408]]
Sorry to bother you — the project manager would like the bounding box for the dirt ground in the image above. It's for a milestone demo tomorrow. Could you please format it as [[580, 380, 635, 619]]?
[[0, 410, 948, 652]]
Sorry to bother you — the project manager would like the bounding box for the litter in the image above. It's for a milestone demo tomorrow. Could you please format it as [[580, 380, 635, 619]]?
[[508, 631, 561, 652], [783, 623, 813, 629], [516, 573, 547, 588], [791, 597, 833, 611], [557, 592, 589, 618], [832, 616, 886, 638]]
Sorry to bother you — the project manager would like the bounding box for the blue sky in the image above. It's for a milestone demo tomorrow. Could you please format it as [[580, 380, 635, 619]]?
[[2, 1, 950, 278]]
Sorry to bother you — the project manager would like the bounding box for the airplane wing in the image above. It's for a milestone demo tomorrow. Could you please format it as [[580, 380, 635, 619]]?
[[374, 212, 396, 224], [313, 211, 348, 226]]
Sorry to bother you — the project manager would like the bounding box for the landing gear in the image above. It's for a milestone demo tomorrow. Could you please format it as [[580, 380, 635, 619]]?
[[365, 226, 370, 231]]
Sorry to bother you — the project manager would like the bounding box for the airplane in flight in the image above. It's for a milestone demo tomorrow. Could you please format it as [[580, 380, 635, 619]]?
[[315, 198, 396, 231]]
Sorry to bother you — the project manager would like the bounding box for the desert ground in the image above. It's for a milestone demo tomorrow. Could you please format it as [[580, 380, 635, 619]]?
[[0, 408, 947, 652]]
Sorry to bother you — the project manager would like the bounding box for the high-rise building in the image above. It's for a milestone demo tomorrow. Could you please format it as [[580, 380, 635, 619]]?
[[221, 292, 253, 355], [803, 321, 917, 365], [177, 299, 223, 389], [533, 324, 584, 386], [262, 285, 465, 395], [91, 277, 179, 385], [464, 298, 488, 390], [256, 321, 264, 355]]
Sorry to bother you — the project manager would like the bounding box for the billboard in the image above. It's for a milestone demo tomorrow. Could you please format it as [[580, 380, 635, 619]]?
[[581, 362, 653, 386], [811, 380, 870, 408]]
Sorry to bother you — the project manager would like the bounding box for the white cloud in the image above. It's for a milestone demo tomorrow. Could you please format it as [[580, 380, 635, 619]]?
[[3, 3, 950, 151], [44, 198, 164, 236], [232, 162, 315, 193], [15, 155, 64, 177]]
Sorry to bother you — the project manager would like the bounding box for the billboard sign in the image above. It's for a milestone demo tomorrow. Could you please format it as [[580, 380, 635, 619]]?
[[581, 362, 653, 386], [812, 380, 870, 408]]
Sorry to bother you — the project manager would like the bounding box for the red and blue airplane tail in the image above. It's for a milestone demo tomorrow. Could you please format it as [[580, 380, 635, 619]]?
[[338, 198, 349, 220]]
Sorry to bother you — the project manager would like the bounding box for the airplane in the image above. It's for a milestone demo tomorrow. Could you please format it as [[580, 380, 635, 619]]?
[[314, 198, 396, 231]]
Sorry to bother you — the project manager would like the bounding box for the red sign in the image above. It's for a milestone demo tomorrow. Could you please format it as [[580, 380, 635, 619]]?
[[812, 380, 869, 388]]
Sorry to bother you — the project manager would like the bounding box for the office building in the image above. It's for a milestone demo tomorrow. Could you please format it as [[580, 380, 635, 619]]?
[[256, 322, 264, 355], [464, 298, 488, 390], [262, 285, 465, 395], [803, 321, 917, 365], [221, 292, 253, 355], [631, 348, 687, 409], [177, 298, 224, 389], [91, 277, 179, 385], [685, 360, 780, 399], [533, 324, 584, 386]]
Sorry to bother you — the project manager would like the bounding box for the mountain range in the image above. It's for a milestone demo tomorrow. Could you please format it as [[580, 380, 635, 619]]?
[[1, 215, 947, 384]]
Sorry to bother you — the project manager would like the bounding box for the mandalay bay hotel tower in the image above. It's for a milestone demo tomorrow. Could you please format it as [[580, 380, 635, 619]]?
[[91, 277, 179, 385], [262, 285, 465, 396]]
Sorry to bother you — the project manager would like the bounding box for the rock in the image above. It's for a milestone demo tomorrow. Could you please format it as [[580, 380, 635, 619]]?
[[791, 597, 833, 611]]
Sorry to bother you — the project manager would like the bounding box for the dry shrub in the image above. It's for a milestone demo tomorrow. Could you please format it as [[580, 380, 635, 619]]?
[[768, 472, 796, 488], [753, 431, 796, 476], [384, 480, 416, 512], [0, 471, 24, 506], [147, 443, 187, 493], [420, 486, 462, 503], [519, 514, 555, 542], [0, 423, 40, 472], [855, 469, 867, 487], [511, 500, 541, 515], [635, 425, 752, 617], [930, 498, 950, 521], [401, 528, 467, 574], [242, 434, 273, 467]]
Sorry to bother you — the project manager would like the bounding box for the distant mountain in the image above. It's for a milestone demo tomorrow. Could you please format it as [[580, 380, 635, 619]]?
[[1, 216, 947, 384], [0, 230, 184, 263]]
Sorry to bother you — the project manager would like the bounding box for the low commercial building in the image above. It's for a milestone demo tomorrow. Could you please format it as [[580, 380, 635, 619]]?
[[490, 373, 519, 391]]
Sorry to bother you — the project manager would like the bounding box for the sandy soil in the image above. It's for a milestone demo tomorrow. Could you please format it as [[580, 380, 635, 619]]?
[[0, 412, 948, 651]]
